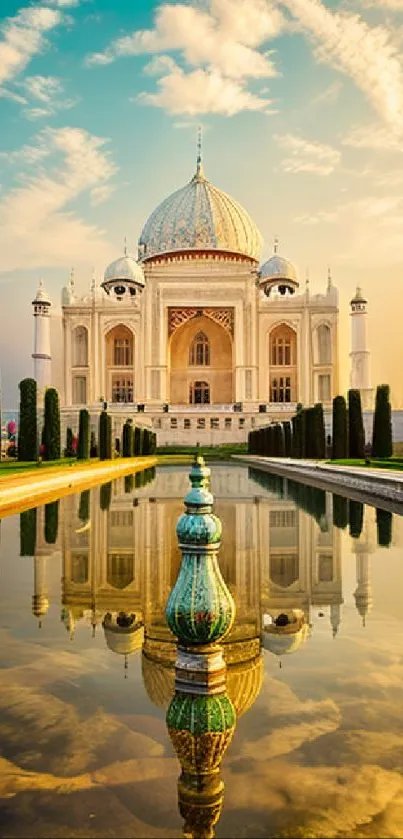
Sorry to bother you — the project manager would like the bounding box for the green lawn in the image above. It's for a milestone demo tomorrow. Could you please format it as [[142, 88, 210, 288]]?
[[157, 443, 247, 461], [0, 457, 84, 476], [328, 458, 403, 471]]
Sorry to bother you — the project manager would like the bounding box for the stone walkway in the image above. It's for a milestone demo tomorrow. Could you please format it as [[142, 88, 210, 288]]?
[[0, 457, 157, 518], [235, 455, 403, 512]]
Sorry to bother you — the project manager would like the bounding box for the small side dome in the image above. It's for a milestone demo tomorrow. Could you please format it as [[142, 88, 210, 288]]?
[[259, 241, 299, 297], [102, 250, 145, 300]]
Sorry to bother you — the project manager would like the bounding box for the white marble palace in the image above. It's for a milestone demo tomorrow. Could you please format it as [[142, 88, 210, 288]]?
[[32, 143, 372, 445]]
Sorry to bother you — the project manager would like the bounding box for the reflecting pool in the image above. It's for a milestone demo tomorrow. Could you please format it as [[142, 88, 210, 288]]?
[[1, 463, 403, 838]]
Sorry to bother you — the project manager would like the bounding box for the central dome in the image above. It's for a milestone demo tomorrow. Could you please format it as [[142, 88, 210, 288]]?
[[138, 159, 262, 262]]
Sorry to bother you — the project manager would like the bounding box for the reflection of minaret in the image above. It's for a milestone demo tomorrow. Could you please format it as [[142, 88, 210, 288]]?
[[352, 525, 373, 626], [32, 555, 49, 628], [330, 603, 341, 638]]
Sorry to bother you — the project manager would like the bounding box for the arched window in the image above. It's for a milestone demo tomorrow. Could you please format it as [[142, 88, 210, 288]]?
[[271, 334, 292, 366], [112, 377, 133, 403], [72, 326, 88, 367], [189, 381, 210, 404], [107, 553, 134, 589], [317, 324, 331, 364], [190, 332, 210, 366], [114, 336, 133, 366]]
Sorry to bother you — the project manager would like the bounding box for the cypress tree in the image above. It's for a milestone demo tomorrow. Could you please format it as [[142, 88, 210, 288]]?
[[274, 424, 285, 456], [314, 403, 326, 459], [247, 431, 252, 454], [376, 508, 393, 547], [20, 508, 37, 556], [349, 500, 364, 539], [100, 481, 112, 511], [304, 408, 315, 458], [78, 490, 90, 522], [263, 425, 271, 456], [332, 494, 348, 530], [45, 500, 59, 544], [99, 411, 112, 460], [122, 420, 134, 457], [283, 421, 292, 457], [372, 384, 393, 458], [90, 431, 98, 458], [134, 425, 144, 455], [143, 429, 151, 455], [332, 396, 348, 460], [77, 409, 90, 460], [18, 378, 37, 461], [64, 427, 74, 457], [43, 388, 61, 461], [348, 389, 365, 459], [125, 474, 134, 493]]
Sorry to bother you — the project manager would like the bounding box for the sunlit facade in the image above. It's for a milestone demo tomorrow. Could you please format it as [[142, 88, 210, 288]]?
[[33, 150, 344, 444]]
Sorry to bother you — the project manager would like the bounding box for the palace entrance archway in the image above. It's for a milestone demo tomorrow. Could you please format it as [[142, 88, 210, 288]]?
[[168, 309, 234, 405]]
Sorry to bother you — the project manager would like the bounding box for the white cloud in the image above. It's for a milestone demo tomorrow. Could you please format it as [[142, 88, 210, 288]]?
[[342, 124, 403, 150], [275, 133, 340, 175], [138, 64, 275, 115], [282, 0, 403, 131], [0, 127, 117, 272], [44, 0, 80, 5], [86, 0, 283, 115], [0, 6, 62, 86], [18, 74, 78, 119], [87, 1, 282, 78]]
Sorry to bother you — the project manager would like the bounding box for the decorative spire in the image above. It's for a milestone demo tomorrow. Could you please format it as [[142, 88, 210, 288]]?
[[195, 125, 205, 179], [124, 235, 128, 256], [274, 236, 279, 254], [305, 267, 310, 295], [327, 265, 332, 289], [68, 267, 75, 292]]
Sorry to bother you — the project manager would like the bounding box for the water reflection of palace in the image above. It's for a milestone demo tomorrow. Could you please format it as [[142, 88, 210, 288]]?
[[24, 465, 376, 675]]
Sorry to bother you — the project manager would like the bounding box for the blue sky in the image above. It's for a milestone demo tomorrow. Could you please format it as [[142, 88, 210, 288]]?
[[1, 0, 403, 406]]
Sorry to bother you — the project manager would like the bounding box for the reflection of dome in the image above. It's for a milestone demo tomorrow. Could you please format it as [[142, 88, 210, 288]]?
[[32, 594, 49, 618], [142, 635, 263, 717], [260, 254, 298, 284], [102, 612, 144, 656], [262, 610, 309, 657], [138, 160, 262, 262]]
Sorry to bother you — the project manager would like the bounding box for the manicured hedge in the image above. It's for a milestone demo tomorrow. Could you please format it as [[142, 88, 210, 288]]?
[[348, 389, 365, 459], [332, 396, 348, 459]]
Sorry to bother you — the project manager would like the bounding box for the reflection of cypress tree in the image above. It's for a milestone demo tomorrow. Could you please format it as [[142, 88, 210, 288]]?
[[376, 508, 393, 547], [78, 490, 90, 522], [45, 500, 59, 544], [20, 508, 37, 556], [100, 482, 112, 511], [349, 500, 364, 539], [124, 474, 134, 494], [332, 494, 348, 530]]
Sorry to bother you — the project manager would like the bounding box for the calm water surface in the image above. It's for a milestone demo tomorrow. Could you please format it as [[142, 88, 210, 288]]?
[[1, 463, 403, 839]]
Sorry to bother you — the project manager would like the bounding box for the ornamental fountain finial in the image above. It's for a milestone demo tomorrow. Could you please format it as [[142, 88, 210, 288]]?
[[165, 450, 236, 838]]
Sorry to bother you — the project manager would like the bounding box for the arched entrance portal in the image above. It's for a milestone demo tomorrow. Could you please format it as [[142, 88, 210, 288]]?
[[169, 314, 233, 405]]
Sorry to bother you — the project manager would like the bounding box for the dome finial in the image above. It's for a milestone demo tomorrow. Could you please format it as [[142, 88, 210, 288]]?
[[69, 267, 75, 292], [274, 236, 279, 254], [327, 265, 332, 289], [124, 235, 127, 256], [195, 125, 204, 179]]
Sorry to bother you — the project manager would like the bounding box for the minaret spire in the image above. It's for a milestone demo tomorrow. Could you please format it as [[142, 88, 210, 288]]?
[[274, 236, 279, 254], [124, 235, 127, 256], [195, 125, 204, 179], [327, 265, 332, 289]]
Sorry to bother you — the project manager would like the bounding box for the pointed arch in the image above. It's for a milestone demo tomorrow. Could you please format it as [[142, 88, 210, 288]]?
[[189, 331, 210, 366]]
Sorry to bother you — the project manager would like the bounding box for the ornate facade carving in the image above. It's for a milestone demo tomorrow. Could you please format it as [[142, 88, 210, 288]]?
[[168, 307, 234, 337]]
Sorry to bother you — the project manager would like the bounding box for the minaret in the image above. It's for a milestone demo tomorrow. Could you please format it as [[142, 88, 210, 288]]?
[[349, 287, 373, 410], [32, 279, 52, 393], [352, 524, 373, 627]]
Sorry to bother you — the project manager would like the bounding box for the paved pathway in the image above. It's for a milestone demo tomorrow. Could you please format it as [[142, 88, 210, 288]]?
[[0, 457, 157, 517]]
